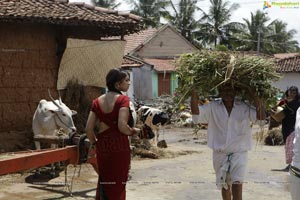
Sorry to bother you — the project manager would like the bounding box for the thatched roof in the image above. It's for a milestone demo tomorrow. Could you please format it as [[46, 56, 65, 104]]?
[[0, 0, 143, 37]]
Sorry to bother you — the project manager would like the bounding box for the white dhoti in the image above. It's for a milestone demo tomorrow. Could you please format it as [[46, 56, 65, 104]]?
[[213, 151, 248, 190], [290, 165, 300, 200]]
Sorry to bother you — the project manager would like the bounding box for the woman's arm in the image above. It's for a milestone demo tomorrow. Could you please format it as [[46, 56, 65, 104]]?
[[118, 107, 140, 136], [85, 111, 98, 145]]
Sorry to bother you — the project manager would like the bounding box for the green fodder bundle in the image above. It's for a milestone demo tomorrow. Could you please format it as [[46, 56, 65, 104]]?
[[229, 56, 281, 107], [175, 50, 281, 109], [175, 51, 230, 103]]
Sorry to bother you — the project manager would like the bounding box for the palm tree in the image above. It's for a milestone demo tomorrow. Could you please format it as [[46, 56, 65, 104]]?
[[162, 0, 200, 42], [234, 10, 299, 54], [233, 10, 270, 52], [127, 0, 170, 28], [91, 0, 120, 9], [195, 0, 241, 48], [263, 20, 298, 53]]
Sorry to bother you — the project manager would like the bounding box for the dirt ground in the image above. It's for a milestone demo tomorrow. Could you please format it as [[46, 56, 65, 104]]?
[[0, 126, 292, 200]]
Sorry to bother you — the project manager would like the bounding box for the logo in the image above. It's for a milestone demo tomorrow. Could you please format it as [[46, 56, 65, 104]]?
[[263, 1, 272, 10], [263, 1, 300, 9]]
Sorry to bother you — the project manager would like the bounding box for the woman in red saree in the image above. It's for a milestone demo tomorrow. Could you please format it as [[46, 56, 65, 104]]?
[[85, 68, 140, 200]]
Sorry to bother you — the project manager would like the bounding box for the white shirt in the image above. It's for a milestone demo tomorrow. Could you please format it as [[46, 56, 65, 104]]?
[[192, 99, 256, 153], [292, 107, 300, 168]]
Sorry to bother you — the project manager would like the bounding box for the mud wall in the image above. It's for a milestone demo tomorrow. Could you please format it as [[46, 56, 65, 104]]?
[[0, 22, 58, 152]]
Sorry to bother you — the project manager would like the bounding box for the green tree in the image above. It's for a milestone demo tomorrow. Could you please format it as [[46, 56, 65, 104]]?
[[232, 10, 270, 52], [91, 0, 120, 9], [195, 0, 241, 48], [127, 0, 169, 28], [162, 0, 200, 42], [234, 10, 298, 54], [263, 20, 298, 53]]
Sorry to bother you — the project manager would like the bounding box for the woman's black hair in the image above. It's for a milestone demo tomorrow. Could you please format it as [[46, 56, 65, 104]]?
[[106, 68, 130, 94], [288, 85, 299, 99], [106, 68, 134, 127]]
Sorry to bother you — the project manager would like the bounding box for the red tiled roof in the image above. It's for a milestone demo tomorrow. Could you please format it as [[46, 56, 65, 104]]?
[[144, 58, 176, 72], [277, 55, 300, 72], [121, 55, 145, 68], [0, 0, 142, 36], [124, 28, 158, 54]]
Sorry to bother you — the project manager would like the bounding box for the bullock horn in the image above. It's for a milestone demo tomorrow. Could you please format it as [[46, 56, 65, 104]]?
[[48, 89, 61, 108], [58, 90, 63, 105]]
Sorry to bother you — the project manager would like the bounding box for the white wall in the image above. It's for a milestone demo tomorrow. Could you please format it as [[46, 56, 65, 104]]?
[[132, 65, 153, 100], [272, 73, 300, 92], [135, 27, 197, 58], [126, 70, 134, 100]]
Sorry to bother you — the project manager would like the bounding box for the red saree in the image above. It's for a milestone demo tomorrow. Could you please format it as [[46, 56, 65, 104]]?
[[91, 95, 131, 200]]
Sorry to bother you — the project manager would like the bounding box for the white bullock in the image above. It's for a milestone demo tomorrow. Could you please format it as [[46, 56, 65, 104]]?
[[32, 90, 77, 150], [32, 90, 77, 176]]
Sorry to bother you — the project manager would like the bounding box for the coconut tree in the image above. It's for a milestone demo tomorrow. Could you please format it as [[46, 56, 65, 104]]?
[[234, 10, 299, 54], [127, 0, 170, 28], [91, 0, 120, 9], [195, 0, 241, 48], [161, 0, 200, 42], [263, 20, 298, 53], [232, 10, 270, 52]]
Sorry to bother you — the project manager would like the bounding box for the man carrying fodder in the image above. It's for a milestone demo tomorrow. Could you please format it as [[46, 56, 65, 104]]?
[[176, 51, 280, 200]]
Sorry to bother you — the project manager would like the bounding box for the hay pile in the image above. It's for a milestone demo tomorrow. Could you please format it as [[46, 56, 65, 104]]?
[[175, 51, 281, 109], [63, 79, 91, 133]]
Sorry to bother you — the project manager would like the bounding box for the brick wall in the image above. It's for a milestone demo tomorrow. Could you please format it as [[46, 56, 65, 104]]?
[[0, 23, 58, 152]]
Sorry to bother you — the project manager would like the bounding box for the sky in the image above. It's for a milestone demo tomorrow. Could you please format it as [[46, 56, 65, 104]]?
[[70, 0, 300, 43]]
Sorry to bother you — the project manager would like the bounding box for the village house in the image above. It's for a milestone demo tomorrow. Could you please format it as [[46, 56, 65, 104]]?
[[122, 24, 198, 100]]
